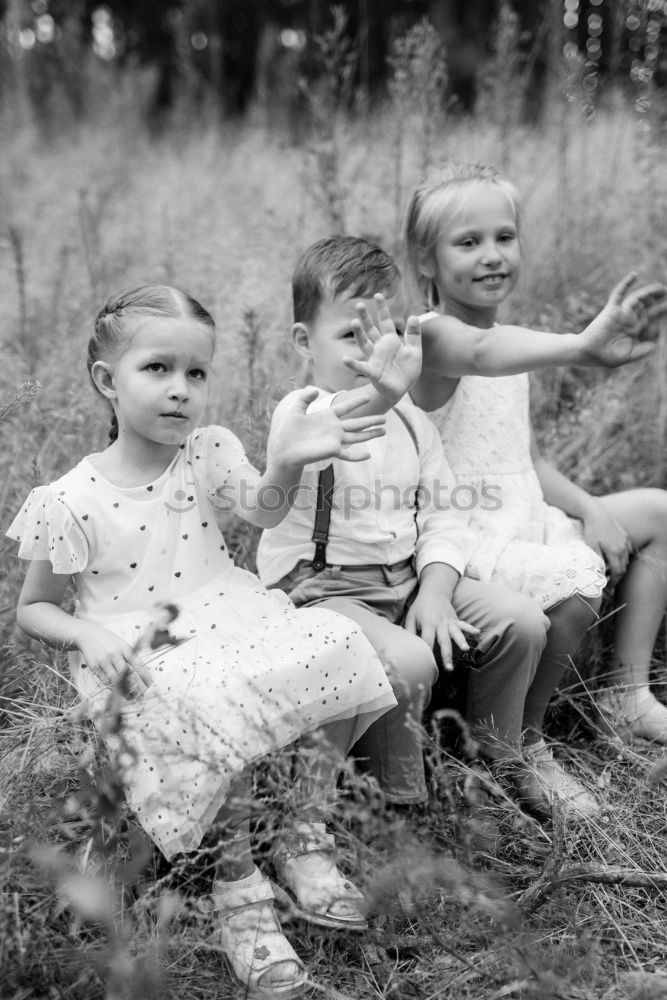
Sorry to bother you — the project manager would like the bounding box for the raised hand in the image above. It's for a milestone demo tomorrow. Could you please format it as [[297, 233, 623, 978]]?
[[578, 272, 667, 368], [343, 293, 422, 403], [267, 387, 386, 469]]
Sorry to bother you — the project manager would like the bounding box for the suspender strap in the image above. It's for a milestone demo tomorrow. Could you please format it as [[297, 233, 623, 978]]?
[[311, 463, 335, 572], [394, 406, 421, 528], [310, 407, 420, 572], [394, 406, 420, 455]]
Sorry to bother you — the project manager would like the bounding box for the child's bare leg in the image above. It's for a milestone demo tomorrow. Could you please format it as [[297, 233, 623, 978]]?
[[297, 717, 361, 812], [597, 489, 667, 739], [521, 593, 602, 818], [275, 708, 374, 932], [211, 773, 307, 996], [522, 593, 602, 743], [212, 773, 254, 880]]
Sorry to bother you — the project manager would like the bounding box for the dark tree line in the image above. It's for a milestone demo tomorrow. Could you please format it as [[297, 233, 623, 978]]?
[[1, 0, 665, 123]]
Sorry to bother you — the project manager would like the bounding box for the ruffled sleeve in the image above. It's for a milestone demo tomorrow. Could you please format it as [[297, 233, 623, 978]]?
[[195, 425, 256, 510], [5, 485, 89, 574]]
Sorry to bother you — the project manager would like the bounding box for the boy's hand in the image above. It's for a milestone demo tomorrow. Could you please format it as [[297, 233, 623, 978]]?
[[404, 590, 479, 672], [75, 622, 151, 697], [268, 388, 386, 468], [578, 272, 667, 367], [343, 293, 422, 403]]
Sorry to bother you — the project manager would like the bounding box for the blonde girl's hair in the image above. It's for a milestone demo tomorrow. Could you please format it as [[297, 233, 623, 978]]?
[[402, 161, 522, 311], [87, 284, 215, 442]]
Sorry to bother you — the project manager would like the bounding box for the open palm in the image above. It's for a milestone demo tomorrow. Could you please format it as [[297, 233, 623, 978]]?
[[579, 272, 667, 367], [343, 293, 422, 402], [267, 388, 387, 468]]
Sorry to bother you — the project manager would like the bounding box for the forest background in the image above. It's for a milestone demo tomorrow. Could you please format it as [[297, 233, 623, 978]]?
[[2, 2, 667, 999]]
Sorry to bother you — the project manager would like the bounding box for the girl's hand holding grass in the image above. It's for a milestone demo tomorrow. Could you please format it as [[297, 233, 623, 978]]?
[[344, 292, 422, 403], [578, 272, 667, 367], [267, 386, 386, 467], [76, 621, 151, 697]]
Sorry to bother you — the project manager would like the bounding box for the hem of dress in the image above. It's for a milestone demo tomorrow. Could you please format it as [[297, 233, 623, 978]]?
[[120, 690, 397, 861], [538, 577, 607, 613]]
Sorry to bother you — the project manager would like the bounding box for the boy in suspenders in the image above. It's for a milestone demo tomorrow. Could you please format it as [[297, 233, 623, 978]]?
[[256, 236, 552, 822]]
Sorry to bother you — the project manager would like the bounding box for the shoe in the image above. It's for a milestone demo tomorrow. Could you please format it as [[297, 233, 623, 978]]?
[[597, 689, 667, 745], [523, 738, 601, 819], [485, 758, 552, 824], [211, 867, 308, 999], [273, 821, 367, 932]]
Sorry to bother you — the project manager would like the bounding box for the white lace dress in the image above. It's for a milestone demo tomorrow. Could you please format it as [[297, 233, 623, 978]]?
[[6, 426, 395, 859], [427, 373, 607, 610]]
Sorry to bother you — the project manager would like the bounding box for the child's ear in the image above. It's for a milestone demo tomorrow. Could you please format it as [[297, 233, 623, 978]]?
[[292, 322, 312, 360], [418, 249, 436, 280], [90, 361, 117, 400]]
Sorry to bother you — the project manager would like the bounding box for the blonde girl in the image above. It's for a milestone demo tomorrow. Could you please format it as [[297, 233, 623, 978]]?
[[7, 284, 398, 999], [403, 161, 667, 817]]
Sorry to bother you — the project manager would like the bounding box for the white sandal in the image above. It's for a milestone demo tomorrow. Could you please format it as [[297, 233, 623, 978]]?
[[523, 739, 601, 819], [211, 868, 308, 999], [272, 821, 367, 932]]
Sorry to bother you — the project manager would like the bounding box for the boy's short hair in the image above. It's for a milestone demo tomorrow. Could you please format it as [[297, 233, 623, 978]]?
[[292, 235, 400, 325]]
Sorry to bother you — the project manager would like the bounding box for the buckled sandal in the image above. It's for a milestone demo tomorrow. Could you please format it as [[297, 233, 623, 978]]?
[[272, 821, 367, 932], [211, 867, 309, 999]]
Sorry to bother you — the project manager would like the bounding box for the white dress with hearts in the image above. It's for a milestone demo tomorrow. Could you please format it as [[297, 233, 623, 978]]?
[[6, 426, 395, 859]]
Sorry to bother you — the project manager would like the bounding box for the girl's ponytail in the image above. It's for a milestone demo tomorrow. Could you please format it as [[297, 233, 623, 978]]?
[[109, 412, 119, 443]]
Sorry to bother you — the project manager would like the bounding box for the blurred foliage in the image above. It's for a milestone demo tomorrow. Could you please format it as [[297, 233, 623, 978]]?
[[2, 0, 667, 127]]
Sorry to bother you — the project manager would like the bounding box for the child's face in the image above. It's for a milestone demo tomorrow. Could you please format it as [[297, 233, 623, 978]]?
[[432, 184, 520, 323], [294, 291, 405, 393], [104, 316, 214, 448]]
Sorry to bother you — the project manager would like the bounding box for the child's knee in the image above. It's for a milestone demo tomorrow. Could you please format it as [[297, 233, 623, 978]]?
[[488, 592, 549, 656], [382, 634, 437, 700], [645, 489, 667, 545], [554, 593, 601, 632]]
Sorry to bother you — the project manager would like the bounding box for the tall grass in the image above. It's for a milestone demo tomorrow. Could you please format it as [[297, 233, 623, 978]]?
[[2, 16, 667, 998]]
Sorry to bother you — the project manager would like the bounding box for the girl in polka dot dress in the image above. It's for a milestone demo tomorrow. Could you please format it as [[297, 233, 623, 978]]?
[[7, 284, 397, 999]]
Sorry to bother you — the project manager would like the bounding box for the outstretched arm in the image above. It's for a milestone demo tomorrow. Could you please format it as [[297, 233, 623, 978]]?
[[17, 560, 149, 695], [529, 429, 631, 582], [421, 273, 666, 381], [226, 388, 386, 529]]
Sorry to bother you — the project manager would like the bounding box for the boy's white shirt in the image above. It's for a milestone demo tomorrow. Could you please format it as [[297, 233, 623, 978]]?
[[256, 387, 475, 587]]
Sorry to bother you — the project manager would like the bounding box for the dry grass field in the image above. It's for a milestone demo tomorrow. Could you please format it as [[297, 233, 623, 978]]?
[[2, 47, 667, 1000]]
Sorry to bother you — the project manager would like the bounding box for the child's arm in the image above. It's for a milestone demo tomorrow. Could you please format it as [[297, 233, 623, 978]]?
[[225, 388, 386, 529], [404, 562, 479, 671], [17, 560, 149, 695], [420, 273, 666, 382], [529, 429, 631, 582]]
